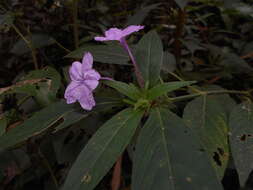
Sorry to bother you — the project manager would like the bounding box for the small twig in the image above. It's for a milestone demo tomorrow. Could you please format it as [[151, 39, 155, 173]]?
[[12, 24, 39, 69], [38, 148, 59, 189], [53, 39, 71, 53]]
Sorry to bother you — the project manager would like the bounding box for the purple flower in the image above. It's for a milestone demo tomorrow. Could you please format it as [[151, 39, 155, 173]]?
[[94, 25, 144, 42], [64, 52, 101, 110]]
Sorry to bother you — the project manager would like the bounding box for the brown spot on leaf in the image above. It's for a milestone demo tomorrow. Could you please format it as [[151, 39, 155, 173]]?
[[213, 152, 222, 166], [81, 174, 92, 183], [240, 134, 246, 141]]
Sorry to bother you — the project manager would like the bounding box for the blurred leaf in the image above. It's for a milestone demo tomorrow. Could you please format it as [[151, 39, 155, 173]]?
[[0, 116, 6, 136], [183, 96, 229, 179], [174, 0, 189, 9], [135, 31, 163, 87], [103, 80, 142, 101], [0, 12, 14, 28], [132, 108, 223, 190], [221, 53, 253, 74], [66, 44, 130, 65], [161, 52, 176, 73], [127, 3, 160, 25], [147, 81, 195, 100], [229, 102, 253, 187], [0, 101, 77, 151], [11, 34, 55, 55], [62, 108, 144, 190]]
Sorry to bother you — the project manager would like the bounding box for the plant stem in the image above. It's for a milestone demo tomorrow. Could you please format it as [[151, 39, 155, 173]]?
[[120, 38, 145, 88], [72, 0, 79, 49], [174, 8, 186, 70], [38, 148, 59, 189], [12, 24, 39, 70]]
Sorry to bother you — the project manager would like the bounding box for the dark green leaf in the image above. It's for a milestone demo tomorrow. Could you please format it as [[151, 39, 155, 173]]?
[[161, 52, 176, 73], [135, 31, 163, 87], [66, 44, 130, 65], [0, 101, 77, 151], [229, 102, 253, 186], [11, 34, 55, 55], [103, 80, 142, 101], [62, 108, 144, 190], [147, 81, 195, 100], [0, 12, 14, 28], [132, 108, 223, 190], [183, 96, 229, 179]]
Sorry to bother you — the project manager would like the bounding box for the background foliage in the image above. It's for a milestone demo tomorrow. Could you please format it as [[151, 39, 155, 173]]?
[[0, 0, 253, 190]]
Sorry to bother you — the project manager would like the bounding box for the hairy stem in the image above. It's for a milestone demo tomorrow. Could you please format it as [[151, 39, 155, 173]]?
[[120, 38, 145, 88]]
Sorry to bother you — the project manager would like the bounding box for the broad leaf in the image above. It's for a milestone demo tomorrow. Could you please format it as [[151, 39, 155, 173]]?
[[183, 96, 229, 179], [135, 31, 163, 87], [103, 80, 142, 101], [132, 108, 223, 190], [147, 81, 195, 100], [229, 102, 253, 187], [62, 108, 144, 190], [0, 101, 80, 150], [66, 44, 130, 65]]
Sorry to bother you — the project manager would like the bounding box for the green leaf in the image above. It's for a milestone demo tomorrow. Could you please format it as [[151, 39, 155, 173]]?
[[0, 12, 14, 28], [66, 44, 130, 65], [54, 97, 123, 132], [0, 101, 77, 151], [183, 96, 229, 180], [229, 102, 253, 187], [11, 34, 55, 55], [135, 31, 163, 87], [103, 80, 142, 101], [62, 108, 144, 190], [132, 108, 223, 190], [24, 67, 61, 94], [147, 81, 195, 100]]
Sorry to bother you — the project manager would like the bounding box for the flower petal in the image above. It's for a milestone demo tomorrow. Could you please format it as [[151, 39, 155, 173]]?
[[84, 80, 99, 90], [104, 28, 123, 40], [79, 90, 96, 110], [64, 81, 80, 104], [94, 37, 107, 41], [69, 61, 83, 81], [122, 25, 144, 37], [84, 69, 101, 81], [82, 52, 93, 70]]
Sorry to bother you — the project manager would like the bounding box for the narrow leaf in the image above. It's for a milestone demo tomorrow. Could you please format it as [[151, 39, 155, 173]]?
[[229, 102, 253, 187], [62, 108, 144, 190], [132, 108, 223, 190], [66, 44, 130, 65], [103, 80, 141, 101], [135, 31, 163, 87], [183, 96, 229, 179], [0, 101, 77, 150], [147, 81, 195, 100]]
